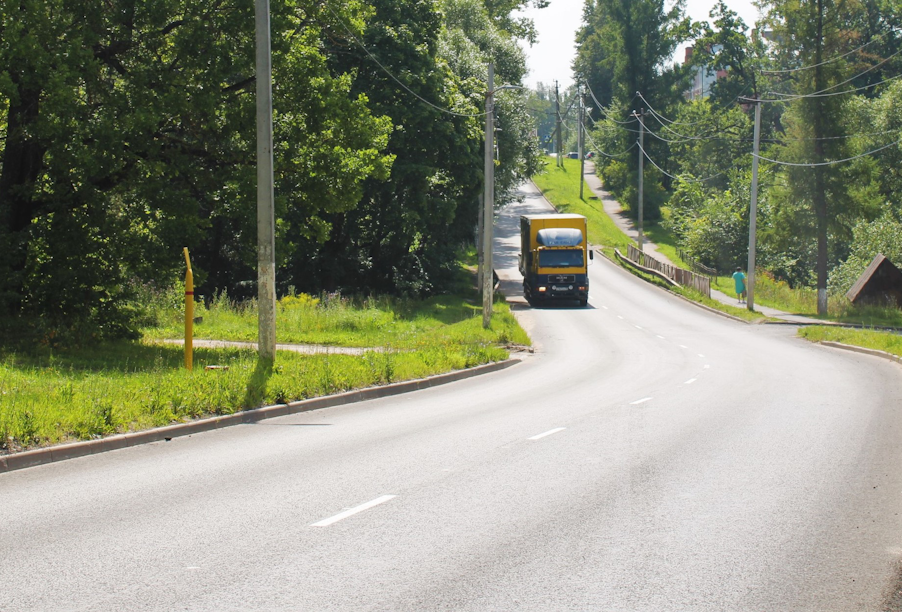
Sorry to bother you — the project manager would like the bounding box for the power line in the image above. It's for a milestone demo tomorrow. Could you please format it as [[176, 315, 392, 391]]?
[[765, 72, 902, 100], [323, 1, 487, 118], [754, 138, 902, 167], [762, 47, 902, 102], [760, 37, 884, 75], [583, 130, 637, 159], [583, 82, 638, 126], [638, 143, 726, 183]]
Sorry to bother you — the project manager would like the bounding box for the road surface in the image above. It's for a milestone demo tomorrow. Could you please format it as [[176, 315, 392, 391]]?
[[3, 183, 902, 611]]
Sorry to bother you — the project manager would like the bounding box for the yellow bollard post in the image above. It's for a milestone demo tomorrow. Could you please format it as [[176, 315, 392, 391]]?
[[184, 248, 194, 371]]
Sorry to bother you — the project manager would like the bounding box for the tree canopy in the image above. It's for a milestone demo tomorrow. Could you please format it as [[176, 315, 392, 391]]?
[[0, 0, 542, 338]]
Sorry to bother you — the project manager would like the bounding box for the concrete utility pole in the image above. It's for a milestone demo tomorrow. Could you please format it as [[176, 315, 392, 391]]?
[[578, 83, 585, 200], [476, 193, 484, 290], [635, 108, 645, 252], [483, 64, 495, 329], [255, 0, 276, 362], [555, 81, 563, 167], [746, 99, 762, 312]]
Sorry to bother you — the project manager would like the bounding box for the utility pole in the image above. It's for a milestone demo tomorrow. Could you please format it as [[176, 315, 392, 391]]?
[[635, 107, 645, 251], [555, 81, 562, 168], [255, 0, 276, 362], [476, 193, 484, 290], [578, 83, 585, 200], [746, 99, 762, 312], [483, 63, 495, 329]]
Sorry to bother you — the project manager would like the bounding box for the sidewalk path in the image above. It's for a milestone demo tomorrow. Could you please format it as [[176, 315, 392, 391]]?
[[582, 161, 674, 266], [161, 339, 378, 355]]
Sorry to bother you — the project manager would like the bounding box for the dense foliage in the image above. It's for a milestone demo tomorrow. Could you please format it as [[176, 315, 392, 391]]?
[[572, 0, 902, 310], [0, 0, 543, 339]]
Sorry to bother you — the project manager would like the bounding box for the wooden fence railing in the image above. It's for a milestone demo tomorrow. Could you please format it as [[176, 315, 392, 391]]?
[[627, 244, 711, 297], [676, 248, 718, 277]]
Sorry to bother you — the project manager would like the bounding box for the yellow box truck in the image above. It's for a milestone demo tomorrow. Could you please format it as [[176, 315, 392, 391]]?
[[519, 213, 592, 307]]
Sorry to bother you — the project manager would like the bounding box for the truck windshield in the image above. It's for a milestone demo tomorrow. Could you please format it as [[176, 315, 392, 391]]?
[[538, 249, 584, 268]]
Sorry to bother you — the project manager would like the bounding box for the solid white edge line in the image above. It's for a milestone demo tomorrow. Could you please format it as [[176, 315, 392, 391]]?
[[311, 495, 397, 527], [684, 378, 697, 385], [528, 427, 566, 441], [630, 397, 653, 405]]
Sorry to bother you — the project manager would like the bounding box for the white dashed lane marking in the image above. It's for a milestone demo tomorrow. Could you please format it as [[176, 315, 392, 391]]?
[[630, 397, 653, 405], [528, 427, 566, 441], [311, 495, 397, 527]]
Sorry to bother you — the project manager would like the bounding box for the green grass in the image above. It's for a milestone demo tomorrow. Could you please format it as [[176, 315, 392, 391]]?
[[531, 157, 631, 257], [711, 273, 902, 327], [672, 287, 769, 323], [798, 326, 902, 357], [0, 290, 528, 453], [642, 222, 690, 269], [144, 291, 529, 349]]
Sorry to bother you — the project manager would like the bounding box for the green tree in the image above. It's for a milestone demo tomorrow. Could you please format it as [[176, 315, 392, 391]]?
[[576, 0, 696, 220], [0, 0, 394, 335], [763, 0, 864, 314]]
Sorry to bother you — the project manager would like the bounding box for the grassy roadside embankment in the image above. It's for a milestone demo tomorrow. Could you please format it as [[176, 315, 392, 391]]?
[[1, 286, 529, 454], [799, 326, 902, 358], [530, 158, 631, 258]]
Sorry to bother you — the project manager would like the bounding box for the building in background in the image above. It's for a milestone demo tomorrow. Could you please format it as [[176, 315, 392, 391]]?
[[683, 44, 727, 100]]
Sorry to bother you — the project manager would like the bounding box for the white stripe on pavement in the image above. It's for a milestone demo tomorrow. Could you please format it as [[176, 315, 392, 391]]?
[[630, 397, 653, 405], [528, 427, 566, 441], [311, 495, 397, 527]]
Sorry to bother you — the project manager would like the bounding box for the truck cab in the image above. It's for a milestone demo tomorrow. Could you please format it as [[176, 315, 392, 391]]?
[[519, 214, 591, 307]]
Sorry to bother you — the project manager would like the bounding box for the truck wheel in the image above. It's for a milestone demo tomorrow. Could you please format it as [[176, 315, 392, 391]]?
[[579, 299, 588, 307]]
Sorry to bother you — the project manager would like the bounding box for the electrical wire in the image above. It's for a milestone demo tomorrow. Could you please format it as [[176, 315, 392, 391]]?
[[638, 143, 726, 183], [583, 82, 638, 126], [761, 47, 902, 102], [323, 1, 488, 118], [636, 89, 750, 128], [765, 72, 902, 100], [760, 36, 884, 74], [583, 130, 637, 159], [754, 138, 902, 167]]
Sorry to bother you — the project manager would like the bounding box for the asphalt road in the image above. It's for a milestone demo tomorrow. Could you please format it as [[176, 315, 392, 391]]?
[[3, 184, 902, 611]]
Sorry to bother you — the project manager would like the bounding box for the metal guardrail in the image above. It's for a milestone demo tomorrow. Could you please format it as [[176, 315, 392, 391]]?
[[628, 244, 711, 298]]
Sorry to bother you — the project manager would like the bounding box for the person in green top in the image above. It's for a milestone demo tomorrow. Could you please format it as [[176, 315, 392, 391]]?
[[732, 268, 747, 303]]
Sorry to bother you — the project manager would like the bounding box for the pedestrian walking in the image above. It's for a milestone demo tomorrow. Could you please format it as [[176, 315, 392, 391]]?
[[732, 268, 747, 303]]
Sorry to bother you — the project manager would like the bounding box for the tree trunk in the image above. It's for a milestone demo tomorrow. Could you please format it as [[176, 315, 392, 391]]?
[[0, 78, 45, 312]]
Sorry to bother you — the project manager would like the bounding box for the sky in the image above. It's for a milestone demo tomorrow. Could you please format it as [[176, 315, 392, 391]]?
[[516, 0, 762, 90]]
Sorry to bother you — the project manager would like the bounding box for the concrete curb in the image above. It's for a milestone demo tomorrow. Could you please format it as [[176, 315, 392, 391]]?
[[0, 358, 521, 474], [819, 341, 902, 364]]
